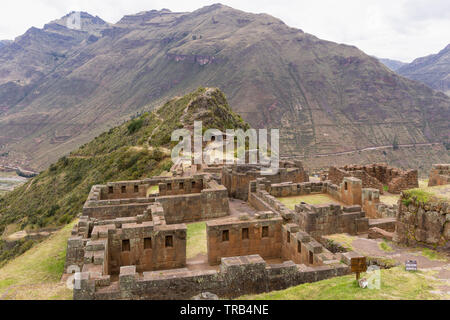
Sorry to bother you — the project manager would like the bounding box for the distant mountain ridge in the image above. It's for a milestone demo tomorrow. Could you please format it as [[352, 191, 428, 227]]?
[[0, 4, 448, 171], [397, 44, 450, 96], [378, 58, 407, 71], [0, 40, 12, 49]]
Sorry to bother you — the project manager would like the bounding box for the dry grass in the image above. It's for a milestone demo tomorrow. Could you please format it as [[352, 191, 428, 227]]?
[[323, 234, 355, 251], [240, 266, 447, 300], [147, 185, 159, 197], [0, 221, 76, 300], [380, 194, 399, 206], [277, 194, 342, 210]]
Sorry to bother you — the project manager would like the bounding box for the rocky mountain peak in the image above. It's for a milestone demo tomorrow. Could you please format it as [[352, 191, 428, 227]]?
[[46, 11, 109, 36]]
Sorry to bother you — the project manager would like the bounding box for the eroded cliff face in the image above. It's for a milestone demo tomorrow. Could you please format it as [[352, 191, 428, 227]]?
[[0, 4, 448, 171]]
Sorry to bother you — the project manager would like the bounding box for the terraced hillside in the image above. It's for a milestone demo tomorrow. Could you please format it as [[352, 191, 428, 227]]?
[[0, 4, 448, 171]]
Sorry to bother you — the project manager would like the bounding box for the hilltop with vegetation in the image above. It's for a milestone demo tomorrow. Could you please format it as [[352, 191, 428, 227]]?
[[0, 87, 247, 266]]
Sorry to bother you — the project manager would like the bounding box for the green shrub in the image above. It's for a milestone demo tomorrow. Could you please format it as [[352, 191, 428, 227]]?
[[402, 189, 434, 206], [127, 118, 144, 134]]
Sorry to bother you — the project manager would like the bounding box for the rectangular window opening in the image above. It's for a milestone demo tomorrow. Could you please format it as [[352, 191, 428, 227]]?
[[144, 237, 152, 249], [262, 226, 269, 238], [242, 228, 249, 240], [122, 239, 130, 252], [222, 230, 229, 242], [165, 235, 173, 248]]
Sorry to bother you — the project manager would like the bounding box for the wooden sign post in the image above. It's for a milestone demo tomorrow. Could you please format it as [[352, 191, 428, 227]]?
[[351, 257, 367, 281]]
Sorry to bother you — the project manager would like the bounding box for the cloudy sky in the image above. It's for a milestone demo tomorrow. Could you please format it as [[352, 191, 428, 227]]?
[[0, 0, 449, 62]]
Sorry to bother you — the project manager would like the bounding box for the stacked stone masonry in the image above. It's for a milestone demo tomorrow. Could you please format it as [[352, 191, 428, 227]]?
[[394, 195, 449, 247], [66, 162, 376, 300], [328, 164, 418, 194], [428, 164, 450, 187]]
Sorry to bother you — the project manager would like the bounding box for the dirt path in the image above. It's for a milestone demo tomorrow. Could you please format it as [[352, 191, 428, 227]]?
[[281, 142, 441, 159]]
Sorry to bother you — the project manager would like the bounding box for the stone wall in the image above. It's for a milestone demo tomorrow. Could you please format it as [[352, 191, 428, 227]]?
[[82, 176, 229, 223], [295, 204, 369, 240], [222, 161, 309, 201], [328, 164, 418, 194], [361, 188, 397, 219], [73, 254, 350, 300], [67, 203, 187, 275], [157, 181, 229, 224], [281, 224, 338, 266], [394, 195, 449, 247], [158, 176, 204, 196], [206, 212, 282, 265], [428, 164, 450, 187]]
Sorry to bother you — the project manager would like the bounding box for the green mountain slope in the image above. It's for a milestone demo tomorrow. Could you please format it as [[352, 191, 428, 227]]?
[[0, 87, 247, 265], [0, 4, 448, 171]]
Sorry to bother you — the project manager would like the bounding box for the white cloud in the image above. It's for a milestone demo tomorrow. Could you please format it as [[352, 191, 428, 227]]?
[[0, 0, 449, 62]]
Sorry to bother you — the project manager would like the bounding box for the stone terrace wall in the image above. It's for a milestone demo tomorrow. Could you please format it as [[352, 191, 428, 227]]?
[[394, 195, 449, 247], [73, 254, 350, 300], [206, 212, 283, 265], [428, 164, 450, 187], [328, 164, 418, 194]]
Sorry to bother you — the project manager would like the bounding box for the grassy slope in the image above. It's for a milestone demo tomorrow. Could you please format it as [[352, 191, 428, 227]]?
[[0, 87, 247, 265], [240, 267, 445, 300], [0, 221, 76, 300]]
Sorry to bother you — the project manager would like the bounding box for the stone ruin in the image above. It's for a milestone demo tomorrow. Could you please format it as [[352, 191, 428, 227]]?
[[66, 160, 444, 300], [327, 163, 418, 194], [65, 161, 375, 300], [428, 164, 450, 187], [221, 160, 309, 201]]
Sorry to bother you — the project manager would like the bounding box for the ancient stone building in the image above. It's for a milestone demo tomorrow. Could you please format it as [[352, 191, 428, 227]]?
[[221, 160, 309, 201], [328, 163, 418, 194], [65, 162, 385, 300], [428, 164, 450, 187]]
